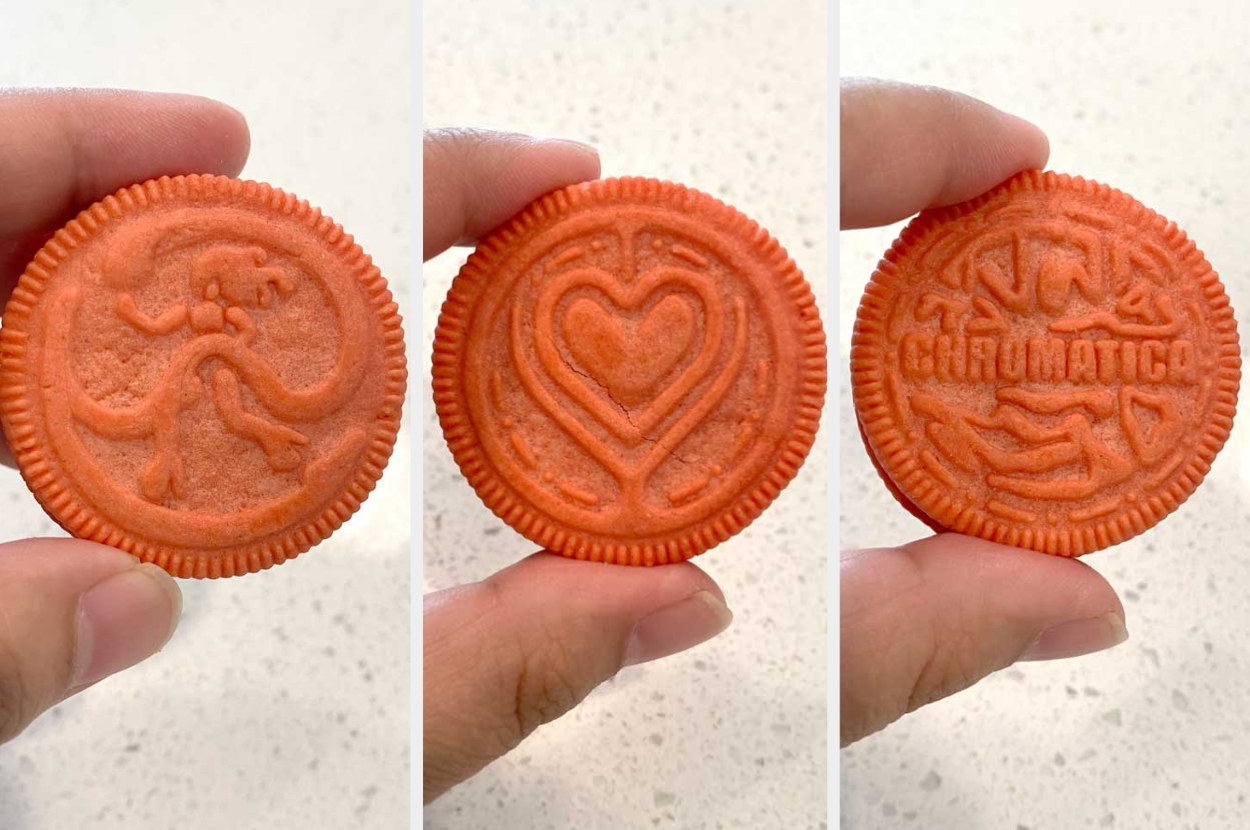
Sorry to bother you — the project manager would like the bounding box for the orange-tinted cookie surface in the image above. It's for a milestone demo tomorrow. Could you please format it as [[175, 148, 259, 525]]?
[[0, 175, 406, 578], [852, 171, 1240, 556], [433, 178, 826, 565]]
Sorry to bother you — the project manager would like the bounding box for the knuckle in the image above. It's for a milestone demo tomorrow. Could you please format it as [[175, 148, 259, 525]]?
[[905, 629, 981, 714], [473, 578, 604, 751], [512, 637, 583, 742], [0, 645, 32, 745]]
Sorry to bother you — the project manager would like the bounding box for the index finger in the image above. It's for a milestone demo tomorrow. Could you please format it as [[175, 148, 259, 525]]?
[[423, 128, 600, 261], [840, 78, 1050, 229], [0, 88, 251, 241], [0, 88, 251, 469]]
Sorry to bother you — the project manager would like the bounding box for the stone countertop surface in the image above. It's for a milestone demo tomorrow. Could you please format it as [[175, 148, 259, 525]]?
[[841, 2, 1250, 828], [0, 2, 411, 828], [423, 1, 828, 827]]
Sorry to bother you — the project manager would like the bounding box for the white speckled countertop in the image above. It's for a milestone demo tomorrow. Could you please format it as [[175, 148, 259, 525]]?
[[841, 3, 1250, 828], [0, 3, 411, 828], [423, 0, 828, 827]]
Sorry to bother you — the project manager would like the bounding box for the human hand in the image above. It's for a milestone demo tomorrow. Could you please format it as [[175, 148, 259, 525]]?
[[839, 80, 1129, 746], [0, 89, 249, 745], [422, 129, 735, 802]]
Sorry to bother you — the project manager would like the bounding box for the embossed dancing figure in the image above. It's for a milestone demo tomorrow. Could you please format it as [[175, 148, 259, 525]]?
[[73, 222, 319, 501]]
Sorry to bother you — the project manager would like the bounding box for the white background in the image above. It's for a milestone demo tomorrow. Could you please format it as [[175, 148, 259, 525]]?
[[0, 2, 412, 828], [423, 0, 829, 827], [841, 2, 1250, 828]]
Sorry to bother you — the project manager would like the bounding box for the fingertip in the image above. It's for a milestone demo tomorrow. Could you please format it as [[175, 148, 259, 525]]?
[[1007, 112, 1050, 171], [69, 560, 183, 694], [622, 588, 734, 667], [530, 137, 601, 179], [928, 94, 1051, 210], [483, 552, 732, 651], [479, 136, 601, 241], [423, 128, 601, 259], [670, 559, 728, 606], [0, 88, 256, 239], [514, 549, 723, 601], [958, 104, 1050, 199], [133, 562, 184, 646], [904, 532, 1124, 619], [840, 80, 1053, 228], [157, 92, 251, 177], [1018, 610, 1129, 662], [204, 98, 251, 177]]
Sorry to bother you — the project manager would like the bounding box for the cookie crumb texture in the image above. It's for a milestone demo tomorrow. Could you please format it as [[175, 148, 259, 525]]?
[[433, 178, 826, 565], [852, 170, 1240, 556], [0, 175, 406, 578]]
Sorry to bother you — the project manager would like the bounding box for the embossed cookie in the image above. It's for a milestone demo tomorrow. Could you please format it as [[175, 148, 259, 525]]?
[[433, 177, 826, 565], [0, 175, 406, 578], [852, 171, 1240, 556]]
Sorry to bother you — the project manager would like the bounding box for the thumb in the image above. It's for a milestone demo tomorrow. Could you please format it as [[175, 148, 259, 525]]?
[[423, 552, 734, 803], [840, 533, 1127, 746], [0, 538, 183, 745]]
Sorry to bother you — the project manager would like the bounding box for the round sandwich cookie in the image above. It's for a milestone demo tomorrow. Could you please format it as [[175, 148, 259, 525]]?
[[433, 177, 826, 565], [0, 175, 407, 578], [852, 170, 1240, 556]]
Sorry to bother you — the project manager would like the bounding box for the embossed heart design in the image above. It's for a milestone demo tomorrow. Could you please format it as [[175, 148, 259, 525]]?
[[508, 266, 749, 497], [532, 267, 727, 446], [561, 294, 696, 407]]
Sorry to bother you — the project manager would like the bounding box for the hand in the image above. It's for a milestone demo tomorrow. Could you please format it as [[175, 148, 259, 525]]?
[[422, 129, 735, 803], [839, 80, 1129, 746], [0, 89, 249, 745]]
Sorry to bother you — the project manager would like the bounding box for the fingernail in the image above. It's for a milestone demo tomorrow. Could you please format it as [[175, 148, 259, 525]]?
[[69, 563, 183, 693], [623, 590, 733, 667], [1018, 612, 1129, 662]]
